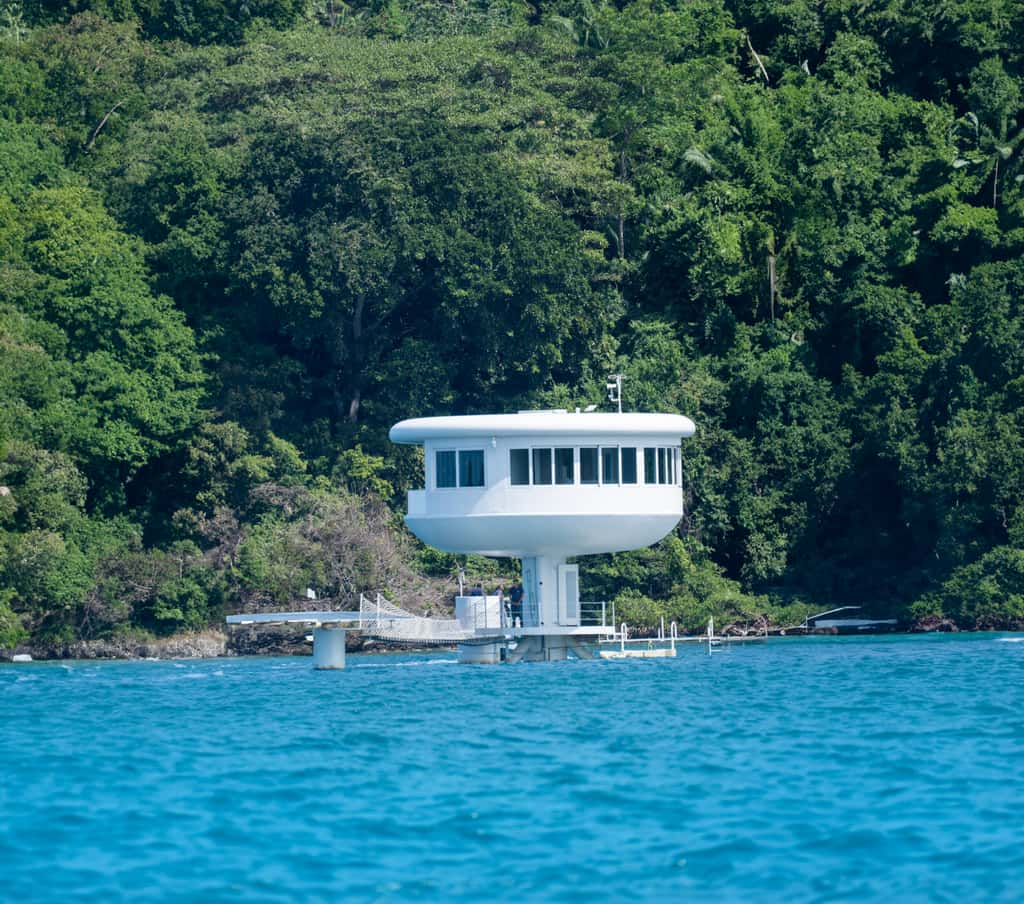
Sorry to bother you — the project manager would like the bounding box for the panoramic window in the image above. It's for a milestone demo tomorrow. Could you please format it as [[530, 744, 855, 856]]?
[[644, 448, 657, 484], [580, 447, 599, 484], [668, 447, 676, 485], [510, 449, 529, 485], [555, 448, 574, 485], [436, 450, 456, 488], [601, 447, 619, 484], [621, 447, 637, 484], [532, 448, 553, 485], [459, 450, 485, 487]]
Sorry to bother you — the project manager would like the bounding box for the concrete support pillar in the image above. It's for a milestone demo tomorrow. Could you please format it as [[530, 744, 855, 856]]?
[[504, 635, 576, 663], [312, 626, 347, 670], [457, 641, 503, 665], [543, 635, 569, 661]]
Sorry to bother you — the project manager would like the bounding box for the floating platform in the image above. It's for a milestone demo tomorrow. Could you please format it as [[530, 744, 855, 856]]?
[[598, 647, 675, 659]]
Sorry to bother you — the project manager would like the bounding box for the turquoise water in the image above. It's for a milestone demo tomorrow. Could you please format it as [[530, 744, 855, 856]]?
[[2, 635, 1023, 902]]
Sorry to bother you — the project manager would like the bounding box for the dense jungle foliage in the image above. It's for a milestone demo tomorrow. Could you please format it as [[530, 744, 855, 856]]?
[[3, 0, 1024, 648]]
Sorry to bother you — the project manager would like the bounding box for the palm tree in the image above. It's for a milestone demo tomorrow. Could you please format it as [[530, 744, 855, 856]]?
[[953, 59, 1024, 208]]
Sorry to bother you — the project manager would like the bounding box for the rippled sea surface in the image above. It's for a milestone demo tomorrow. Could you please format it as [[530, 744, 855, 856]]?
[[3, 635, 1024, 902]]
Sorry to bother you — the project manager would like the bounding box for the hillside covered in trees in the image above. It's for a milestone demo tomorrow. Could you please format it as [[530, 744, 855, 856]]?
[[3, 0, 1024, 649]]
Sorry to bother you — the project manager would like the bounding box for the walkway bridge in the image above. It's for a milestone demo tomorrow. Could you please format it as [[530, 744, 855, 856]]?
[[226, 592, 623, 667], [358, 593, 473, 645]]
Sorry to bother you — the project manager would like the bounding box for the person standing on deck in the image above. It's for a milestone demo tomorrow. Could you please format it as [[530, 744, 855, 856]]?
[[509, 581, 523, 626]]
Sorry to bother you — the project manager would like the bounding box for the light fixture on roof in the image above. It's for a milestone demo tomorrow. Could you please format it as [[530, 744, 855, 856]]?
[[606, 374, 625, 413]]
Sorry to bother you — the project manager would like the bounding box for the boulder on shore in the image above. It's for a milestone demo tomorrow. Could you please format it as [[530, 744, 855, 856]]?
[[912, 615, 959, 633]]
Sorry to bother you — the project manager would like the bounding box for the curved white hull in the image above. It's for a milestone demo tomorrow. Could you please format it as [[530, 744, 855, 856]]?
[[405, 511, 682, 558]]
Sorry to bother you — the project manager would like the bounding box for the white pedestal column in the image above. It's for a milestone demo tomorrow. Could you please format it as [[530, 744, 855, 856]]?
[[312, 626, 347, 670], [520, 555, 566, 627]]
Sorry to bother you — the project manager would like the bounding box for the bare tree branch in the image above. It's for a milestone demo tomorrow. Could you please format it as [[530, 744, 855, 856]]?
[[86, 100, 125, 150], [746, 33, 770, 85]]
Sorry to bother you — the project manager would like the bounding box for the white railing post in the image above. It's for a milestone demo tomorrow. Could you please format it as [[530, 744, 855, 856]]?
[[601, 600, 607, 628], [671, 621, 677, 654], [621, 623, 627, 653]]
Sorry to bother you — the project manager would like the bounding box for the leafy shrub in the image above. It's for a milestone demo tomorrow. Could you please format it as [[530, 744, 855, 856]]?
[[914, 547, 1024, 629]]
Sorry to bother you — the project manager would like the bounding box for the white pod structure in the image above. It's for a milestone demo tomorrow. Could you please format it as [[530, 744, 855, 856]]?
[[390, 410, 696, 659]]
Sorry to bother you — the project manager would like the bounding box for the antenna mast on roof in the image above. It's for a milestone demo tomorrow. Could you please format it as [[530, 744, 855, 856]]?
[[606, 374, 625, 413]]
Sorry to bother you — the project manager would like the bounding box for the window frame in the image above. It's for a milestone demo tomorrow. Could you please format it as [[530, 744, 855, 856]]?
[[554, 447, 575, 485], [435, 449, 457, 490], [643, 447, 657, 485], [510, 448, 530, 486], [531, 447, 553, 486], [458, 449, 485, 488], [621, 447, 638, 485], [601, 446, 620, 485], [579, 446, 599, 485]]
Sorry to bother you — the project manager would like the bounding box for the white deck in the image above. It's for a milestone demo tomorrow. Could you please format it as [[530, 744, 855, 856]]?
[[598, 647, 676, 659], [226, 611, 367, 625]]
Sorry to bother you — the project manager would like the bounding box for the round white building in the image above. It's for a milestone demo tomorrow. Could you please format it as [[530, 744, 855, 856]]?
[[390, 410, 696, 661]]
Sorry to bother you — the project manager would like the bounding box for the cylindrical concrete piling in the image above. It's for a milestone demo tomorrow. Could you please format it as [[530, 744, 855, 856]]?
[[312, 626, 347, 669], [457, 641, 503, 665]]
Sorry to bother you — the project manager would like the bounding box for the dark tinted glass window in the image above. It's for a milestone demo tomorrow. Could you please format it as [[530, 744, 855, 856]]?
[[644, 448, 657, 484], [459, 450, 485, 487], [532, 448, 552, 485], [580, 447, 599, 484], [657, 447, 667, 484], [601, 447, 619, 484], [436, 450, 456, 488], [510, 449, 529, 485], [555, 448, 574, 485], [621, 447, 637, 484]]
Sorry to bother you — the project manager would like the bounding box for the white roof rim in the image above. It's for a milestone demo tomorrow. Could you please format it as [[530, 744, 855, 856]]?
[[390, 412, 696, 443]]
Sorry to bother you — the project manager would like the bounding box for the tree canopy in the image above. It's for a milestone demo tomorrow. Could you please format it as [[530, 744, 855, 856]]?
[[3, 0, 1024, 647]]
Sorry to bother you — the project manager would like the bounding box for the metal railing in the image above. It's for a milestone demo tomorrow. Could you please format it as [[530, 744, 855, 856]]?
[[580, 600, 612, 627], [607, 620, 678, 653]]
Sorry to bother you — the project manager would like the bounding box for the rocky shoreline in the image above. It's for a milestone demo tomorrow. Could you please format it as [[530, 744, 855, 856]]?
[[4, 624, 455, 662], [2, 615, 1014, 662]]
